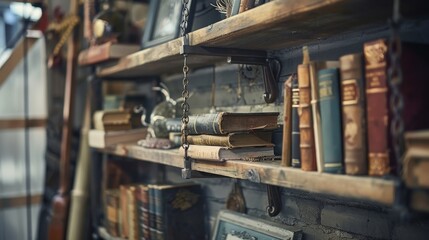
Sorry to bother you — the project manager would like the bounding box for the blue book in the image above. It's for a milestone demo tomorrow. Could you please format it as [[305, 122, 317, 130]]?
[[291, 75, 301, 168], [318, 68, 344, 173]]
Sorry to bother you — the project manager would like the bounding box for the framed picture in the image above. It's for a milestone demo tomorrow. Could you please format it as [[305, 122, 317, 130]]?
[[141, 0, 195, 49], [212, 210, 302, 240]]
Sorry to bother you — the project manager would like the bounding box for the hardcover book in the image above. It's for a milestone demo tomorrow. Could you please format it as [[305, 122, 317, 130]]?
[[181, 145, 274, 162], [188, 112, 279, 135], [364, 39, 429, 176], [318, 68, 344, 174], [291, 74, 301, 168], [297, 47, 317, 171], [340, 53, 367, 175], [151, 183, 205, 240], [105, 190, 120, 237], [88, 128, 147, 148], [309, 61, 340, 172], [364, 39, 390, 176], [93, 109, 132, 131], [135, 185, 150, 240], [187, 131, 273, 148]]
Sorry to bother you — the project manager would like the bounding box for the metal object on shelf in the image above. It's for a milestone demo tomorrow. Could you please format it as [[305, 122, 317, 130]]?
[[266, 185, 282, 217]]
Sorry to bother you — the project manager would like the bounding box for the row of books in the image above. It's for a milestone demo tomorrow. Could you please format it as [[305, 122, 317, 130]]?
[[283, 38, 429, 176], [104, 182, 205, 240]]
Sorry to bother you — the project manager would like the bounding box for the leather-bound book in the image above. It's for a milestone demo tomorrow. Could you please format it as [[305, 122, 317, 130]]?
[[309, 61, 340, 172], [127, 186, 138, 240], [340, 53, 367, 175], [364, 39, 390, 176], [282, 76, 293, 166], [297, 47, 317, 171], [188, 112, 279, 135], [187, 131, 273, 148], [291, 74, 301, 168], [135, 185, 150, 240], [105, 190, 120, 237], [318, 68, 344, 174], [364, 40, 429, 176]]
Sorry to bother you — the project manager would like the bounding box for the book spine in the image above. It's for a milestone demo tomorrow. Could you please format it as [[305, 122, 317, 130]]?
[[187, 134, 230, 147], [154, 187, 164, 240], [298, 64, 317, 171], [282, 76, 293, 166], [318, 68, 344, 173], [184, 145, 222, 161], [309, 62, 324, 172], [239, 0, 249, 13], [105, 190, 120, 237], [148, 186, 157, 239], [127, 187, 137, 240], [188, 113, 222, 135], [141, 186, 150, 240], [119, 186, 129, 238], [340, 53, 368, 175], [364, 39, 390, 176], [135, 186, 143, 240], [291, 75, 301, 168]]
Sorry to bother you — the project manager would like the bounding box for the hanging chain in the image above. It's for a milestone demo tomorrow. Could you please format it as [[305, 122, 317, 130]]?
[[180, 0, 192, 179], [388, 0, 404, 176]]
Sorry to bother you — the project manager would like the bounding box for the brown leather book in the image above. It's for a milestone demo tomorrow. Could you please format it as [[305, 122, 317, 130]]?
[[297, 47, 317, 171], [239, 0, 249, 13], [364, 39, 389, 176], [119, 186, 130, 238], [187, 131, 273, 148], [340, 53, 367, 175], [105, 190, 120, 237]]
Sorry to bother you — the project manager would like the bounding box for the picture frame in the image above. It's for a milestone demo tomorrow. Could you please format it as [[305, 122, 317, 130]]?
[[141, 0, 195, 49], [212, 210, 302, 240]]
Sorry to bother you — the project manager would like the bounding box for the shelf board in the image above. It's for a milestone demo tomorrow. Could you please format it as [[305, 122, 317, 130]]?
[[78, 43, 140, 66], [97, 0, 429, 78], [96, 143, 396, 206]]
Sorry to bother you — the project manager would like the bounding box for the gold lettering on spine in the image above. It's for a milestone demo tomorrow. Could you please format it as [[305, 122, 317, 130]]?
[[342, 79, 359, 105]]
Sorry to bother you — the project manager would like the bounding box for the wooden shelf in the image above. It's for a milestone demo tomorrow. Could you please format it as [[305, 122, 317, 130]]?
[[96, 0, 429, 78], [78, 43, 140, 66], [95, 143, 396, 206]]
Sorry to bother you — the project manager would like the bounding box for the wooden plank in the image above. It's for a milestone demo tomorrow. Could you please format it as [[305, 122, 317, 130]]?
[[78, 43, 140, 66], [0, 194, 42, 209], [0, 35, 39, 88], [0, 118, 47, 129], [97, 0, 429, 78], [98, 144, 395, 205]]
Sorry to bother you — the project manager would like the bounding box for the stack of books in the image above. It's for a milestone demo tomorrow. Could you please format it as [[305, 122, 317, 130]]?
[[282, 39, 429, 176], [88, 109, 147, 148], [180, 112, 279, 162]]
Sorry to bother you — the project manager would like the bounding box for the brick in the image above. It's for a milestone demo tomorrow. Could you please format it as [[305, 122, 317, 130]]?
[[321, 205, 391, 239]]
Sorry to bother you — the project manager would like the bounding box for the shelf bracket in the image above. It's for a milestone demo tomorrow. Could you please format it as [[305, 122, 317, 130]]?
[[180, 37, 281, 103]]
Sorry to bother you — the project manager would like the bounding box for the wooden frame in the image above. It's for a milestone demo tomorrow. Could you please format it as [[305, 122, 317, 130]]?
[[141, 0, 195, 49], [212, 210, 302, 240]]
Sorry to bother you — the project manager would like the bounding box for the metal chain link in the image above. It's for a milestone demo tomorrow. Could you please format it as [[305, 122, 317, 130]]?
[[388, 0, 404, 176], [181, 0, 192, 179]]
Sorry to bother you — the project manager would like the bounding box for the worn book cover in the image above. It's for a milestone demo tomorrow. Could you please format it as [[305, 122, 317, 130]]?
[[187, 131, 273, 148], [188, 112, 279, 135], [318, 68, 344, 174], [309, 61, 340, 172], [297, 48, 317, 171], [364, 39, 429, 176], [93, 109, 132, 131], [151, 183, 205, 240], [181, 145, 274, 161], [340, 53, 367, 175], [104, 189, 120, 237], [135, 185, 150, 240]]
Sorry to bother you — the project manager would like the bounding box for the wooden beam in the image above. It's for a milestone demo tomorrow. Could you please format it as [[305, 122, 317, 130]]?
[[0, 32, 41, 88], [0, 194, 42, 209], [0, 118, 46, 129], [97, 144, 396, 205]]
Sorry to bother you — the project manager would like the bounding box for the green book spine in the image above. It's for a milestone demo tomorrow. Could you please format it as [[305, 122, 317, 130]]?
[[318, 68, 344, 173]]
